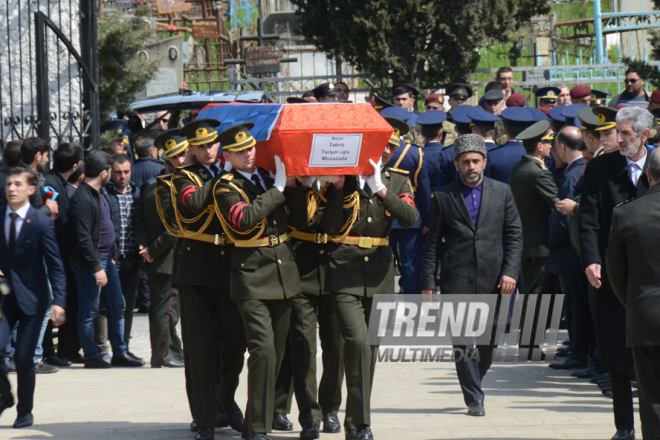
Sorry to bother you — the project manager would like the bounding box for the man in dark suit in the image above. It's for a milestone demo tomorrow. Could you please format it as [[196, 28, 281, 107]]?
[[0, 167, 66, 428], [43, 142, 83, 366], [546, 127, 595, 370], [579, 106, 653, 440], [607, 148, 660, 440], [421, 134, 522, 417]]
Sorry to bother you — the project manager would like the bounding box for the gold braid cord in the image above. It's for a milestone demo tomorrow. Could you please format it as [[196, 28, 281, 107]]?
[[337, 191, 360, 240], [306, 182, 332, 223], [159, 172, 216, 239], [212, 180, 265, 244]]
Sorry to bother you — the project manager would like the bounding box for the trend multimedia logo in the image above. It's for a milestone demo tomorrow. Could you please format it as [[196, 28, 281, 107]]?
[[367, 294, 564, 363]]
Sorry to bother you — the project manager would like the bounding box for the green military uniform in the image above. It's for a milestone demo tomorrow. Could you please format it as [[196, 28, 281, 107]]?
[[173, 119, 247, 434], [442, 120, 457, 147], [274, 180, 346, 430], [494, 119, 507, 145], [134, 174, 183, 367], [320, 170, 418, 433], [405, 124, 425, 146], [212, 122, 302, 437]]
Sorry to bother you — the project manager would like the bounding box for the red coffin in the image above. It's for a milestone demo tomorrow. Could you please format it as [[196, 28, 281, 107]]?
[[255, 103, 393, 176]]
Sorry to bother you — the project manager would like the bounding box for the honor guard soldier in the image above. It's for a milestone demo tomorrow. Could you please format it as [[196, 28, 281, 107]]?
[[593, 107, 620, 156], [312, 83, 339, 103], [467, 107, 501, 150], [320, 143, 419, 440], [590, 89, 611, 107], [416, 110, 448, 192], [483, 107, 531, 184], [372, 95, 394, 113], [577, 107, 602, 156], [438, 105, 473, 189], [212, 123, 302, 440], [173, 118, 247, 440], [392, 84, 420, 127], [535, 86, 560, 108], [445, 84, 473, 146], [381, 114, 431, 295], [275, 173, 347, 438]]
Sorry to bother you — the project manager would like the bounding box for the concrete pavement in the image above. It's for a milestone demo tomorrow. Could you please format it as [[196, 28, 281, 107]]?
[[0, 315, 641, 439]]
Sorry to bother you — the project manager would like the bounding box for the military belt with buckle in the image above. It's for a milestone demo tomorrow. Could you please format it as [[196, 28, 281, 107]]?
[[290, 230, 330, 244], [188, 232, 233, 246], [332, 235, 389, 249], [234, 232, 290, 248]]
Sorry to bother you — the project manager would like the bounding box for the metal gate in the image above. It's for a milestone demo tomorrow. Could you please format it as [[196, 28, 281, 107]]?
[[0, 1, 98, 153]]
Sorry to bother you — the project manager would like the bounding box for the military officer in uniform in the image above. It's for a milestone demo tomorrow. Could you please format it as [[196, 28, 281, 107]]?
[[593, 107, 620, 156], [438, 105, 473, 189], [381, 113, 431, 295], [416, 110, 448, 192], [173, 118, 247, 440], [312, 83, 339, 102], [467, 107, 500, 150], [213, 123, 302, 440], [591, 90, 611, 107], [320, 140, 419, 440], [392, 84, 420, 127], [535, 86, 560, 108], [444, 84, 473, 147], [277, 172, 347, 438], [484, 107, 531, 184]]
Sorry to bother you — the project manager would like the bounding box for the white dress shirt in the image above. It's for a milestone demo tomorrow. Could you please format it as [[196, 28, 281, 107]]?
[[4, 202, 30, 245], [626, 148, 647, 187]]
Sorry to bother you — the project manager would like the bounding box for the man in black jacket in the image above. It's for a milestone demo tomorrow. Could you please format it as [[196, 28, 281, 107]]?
[[42, 143, 83, 367], [579, 106, 653, 440], [422, 134, 522, 417], [19, 138, 57, 218], [68, 151, 143, 369], [607, 148, 660, 440]]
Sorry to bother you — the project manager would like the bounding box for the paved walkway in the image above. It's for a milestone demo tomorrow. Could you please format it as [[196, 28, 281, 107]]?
[[0, 315, 641, 439]]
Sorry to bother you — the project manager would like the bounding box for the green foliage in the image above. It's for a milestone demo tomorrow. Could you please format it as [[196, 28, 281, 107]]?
[[98, 5, 160, 121], [289, 0, 550, 91]]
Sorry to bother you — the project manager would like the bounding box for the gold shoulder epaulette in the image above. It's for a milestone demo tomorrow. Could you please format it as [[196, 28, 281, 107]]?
[[221, 174, 234, 181], [157, 173, 173, 179], [388, 167, 409, 175]]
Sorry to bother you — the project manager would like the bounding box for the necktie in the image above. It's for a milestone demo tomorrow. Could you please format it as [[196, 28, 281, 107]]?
[[9, 212, 18, 254], [630, 163, 640, 187], [210, 164, 220, 177], [251, 174, 266, 193]]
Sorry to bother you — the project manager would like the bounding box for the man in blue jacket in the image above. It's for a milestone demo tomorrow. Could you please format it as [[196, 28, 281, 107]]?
[[0, 167, 66, 428], [546, 126, 595, 370]]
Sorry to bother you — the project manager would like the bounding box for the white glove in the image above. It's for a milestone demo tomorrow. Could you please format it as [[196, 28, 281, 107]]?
[[223, 160, 232, 172], [273, 155, 287, 192], [364, 158, 385, 193], [316, 175, 344, 184], [296, 176, 315, 187]]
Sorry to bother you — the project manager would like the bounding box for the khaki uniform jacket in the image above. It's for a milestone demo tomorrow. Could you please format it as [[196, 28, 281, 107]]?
[[213, 169, 302, 301], [172, 163, 232, 290], [320, 170, 419, 296]]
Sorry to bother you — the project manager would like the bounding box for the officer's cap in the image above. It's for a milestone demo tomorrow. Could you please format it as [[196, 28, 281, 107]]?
[[416, 109, 447, 126], [180, 118, 222, 146], [501, 107, 533, 125], [451, 105, 474, 131], [312, 83, 338, 100], [447, 84, 473, 99], [526, 107, 549, 122], [535, 86, 561, 101], [516, 119, 552, 143], [380, 106, 412, 121], [155, 128, 189, 159], [577, 107, 599, 132], [466, 108, 500, 128], [549, 106, 567, 123], [392, 84, 419, 98], [590, 89, 611, 104], [593, 107, 618, 131], [561, 104, 589, 127], [373, 94, 394, 111], [383, 117, 409, 146], [217, 122, 256, 152]]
